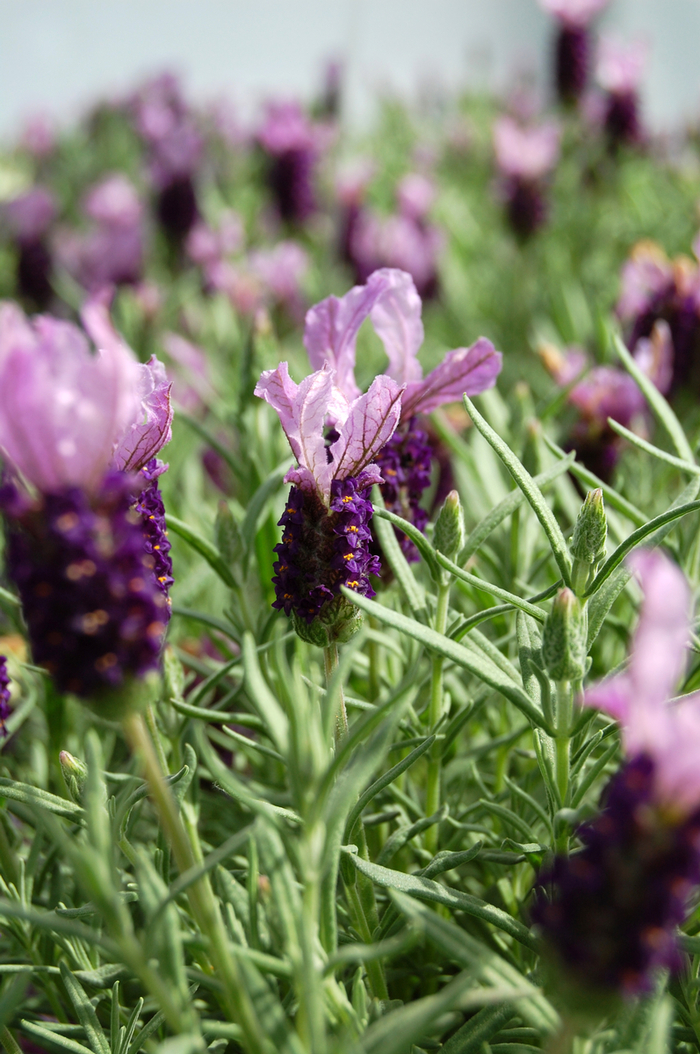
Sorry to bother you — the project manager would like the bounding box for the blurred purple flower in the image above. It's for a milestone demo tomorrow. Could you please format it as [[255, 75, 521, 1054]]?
[[540, 0, 610, 104], [617, 239, 700, 391], [597, 37, 647, 147], [4, 187, 57, 309], [258, 101, 319, 224], [59, 175, 145, 291], [0, 298, 173, 698], [533, 552, 700, 999], [493, 117, 560, 238]]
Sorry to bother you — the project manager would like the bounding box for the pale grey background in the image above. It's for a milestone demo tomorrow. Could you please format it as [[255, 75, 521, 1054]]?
[[1, 0, 700, 140]]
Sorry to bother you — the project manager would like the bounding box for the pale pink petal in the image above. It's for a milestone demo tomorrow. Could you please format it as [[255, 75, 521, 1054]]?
[[584, 672, 633, 722], [368, 269, 425, 385], [597, 37, 648, 95], [632, 320, 673, 395], [295, 366, 343, 502], [112, 356, 173, 471], [0, 306, 141, 493], [647, 695, 700, 812], [493, 117, 560, 180], [627, 549, 691, 709], [400, 338, 502, 418], [303, 270, 393, 400], [330, 376, 403, 483], [254, 362, 304, 464]]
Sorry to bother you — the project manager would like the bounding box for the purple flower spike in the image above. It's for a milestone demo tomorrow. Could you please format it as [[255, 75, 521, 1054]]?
[[532, 551, 700, 1001], [494, 118, 560, 238], [255, 356, 402, 634]]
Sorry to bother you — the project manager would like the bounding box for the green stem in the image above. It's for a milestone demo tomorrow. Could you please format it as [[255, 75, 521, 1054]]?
[[554, 681, 574, 808], [122, 711, 268, 1054], [425, 581, 451, 854], [344, 878, 389, 1001], [323, 642, 347, 740]]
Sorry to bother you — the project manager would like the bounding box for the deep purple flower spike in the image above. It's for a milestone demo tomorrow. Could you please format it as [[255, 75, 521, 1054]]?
[[597, 37, 647, 149], [303, 268, 502, 558], [533, 552, 700, 1002], [493, 118, 560, 239], [0, 294, 173, 704], [255, 359, 402, 643], [258, 102, 319, 225], [4, 187, 56, 309], [540, 0, 610, 104]]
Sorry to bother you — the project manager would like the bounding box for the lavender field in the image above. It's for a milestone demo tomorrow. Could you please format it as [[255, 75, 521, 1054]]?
[[0, 2, 700, 1052]]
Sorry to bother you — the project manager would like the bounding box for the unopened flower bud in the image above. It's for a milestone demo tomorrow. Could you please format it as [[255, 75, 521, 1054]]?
[[434, 491, 465, 562], [59, 750, 88, 805], [542, 588, 587, 683], [570, 489, 607, 595]]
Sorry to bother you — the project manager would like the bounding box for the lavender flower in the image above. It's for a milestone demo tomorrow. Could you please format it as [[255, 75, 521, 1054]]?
[[132, 74, 202, 245], [493, 117, 560, 239], [597, 37, 647, 148], [539, 0, 610, 104], [258, 101, 319, 225], [0, 295, 173, 701], [4, 187, 56, 309], [303, 268, 502, 557], [255, 361, 402, 643], [617, 239, 700, 392], [59, 175, 145, 291], [533, 552, 700, 1000], [540, 326, 673, 479]]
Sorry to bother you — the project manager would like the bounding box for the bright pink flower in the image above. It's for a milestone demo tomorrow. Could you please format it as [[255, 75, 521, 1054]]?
[[84, 175, 143, 228], [303, 269, 501, 421], [585, 550, 700, 814]]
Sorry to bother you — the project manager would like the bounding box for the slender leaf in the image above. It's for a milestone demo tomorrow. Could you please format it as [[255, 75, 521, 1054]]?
[[166, 515, 237, 589], [59, 964, 110, 1054], [463, 396, 572, 584], [606, 419, 700, 475], [342, 588, 550, 732], [344, 736, 435, 843], [584, 500, 700, 596], [612, 333, 695, 462], [371, 499, 427, 611], [436, 554, 546, 623], [349, 854, 538, 951]]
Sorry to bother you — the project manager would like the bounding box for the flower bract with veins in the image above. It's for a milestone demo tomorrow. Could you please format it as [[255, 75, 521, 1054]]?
[[302, 267, 501, 557]]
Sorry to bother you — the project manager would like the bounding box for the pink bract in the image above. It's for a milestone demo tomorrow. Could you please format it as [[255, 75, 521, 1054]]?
[[585, 550, 700, 814], [303, 268, 502, 421], [493, 116, 560, 181]]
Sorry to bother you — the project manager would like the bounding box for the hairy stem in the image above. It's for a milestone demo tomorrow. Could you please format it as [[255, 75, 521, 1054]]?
[[425, 580, 451, 854]]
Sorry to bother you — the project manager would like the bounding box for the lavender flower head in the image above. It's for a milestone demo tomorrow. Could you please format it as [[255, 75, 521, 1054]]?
[[258, 101, 319, 224], [493, 117, 560, 238], [4, 187, 56, 309], [539, 0, 610, 104], [255, 358, 402, 644], [597, 37, 647, 147], [617, 238, 700, 391], [59, 175, 145, 291], [541, 326, 672, 479], [0, 294, 173, 704], [533, 551, 700, 1001], [303, 268, 502, 557]]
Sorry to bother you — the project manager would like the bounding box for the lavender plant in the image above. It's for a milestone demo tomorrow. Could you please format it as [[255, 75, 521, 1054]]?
[[2, 15, 700, 1054]]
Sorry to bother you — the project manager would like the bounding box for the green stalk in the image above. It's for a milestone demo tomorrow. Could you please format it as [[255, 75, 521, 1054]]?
[[554, 681, 574, 812], [122, 711, 268, 1054], [0, 1027, 22, 1054], [323, 642, 347, 739], [424, 580, 451, 854]]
